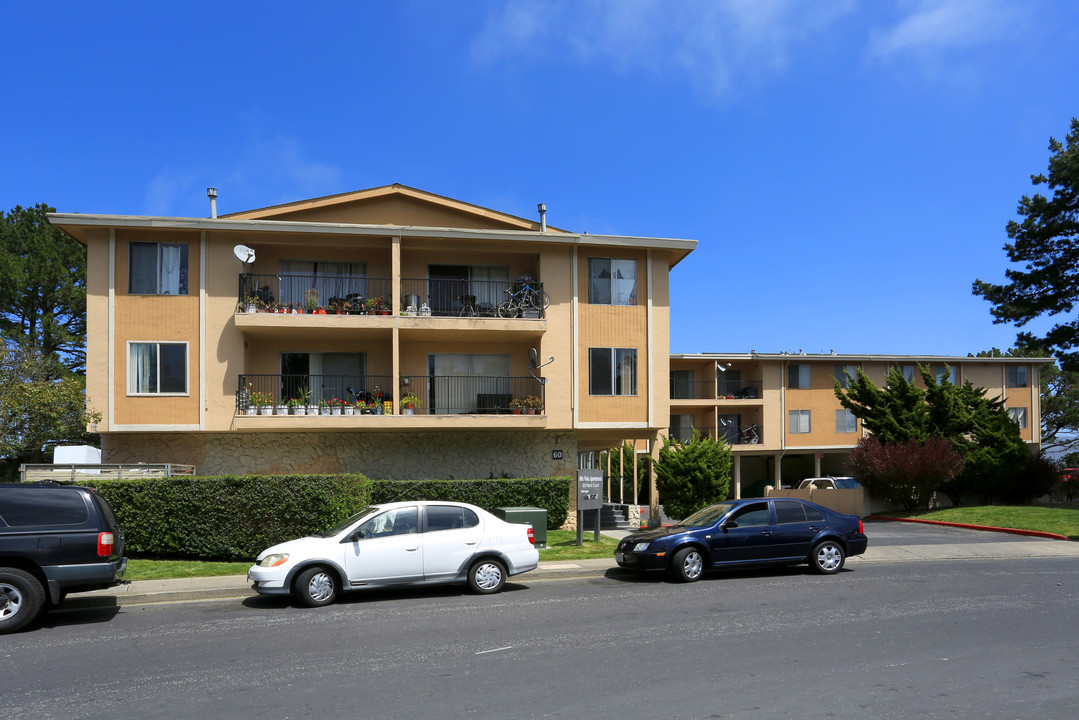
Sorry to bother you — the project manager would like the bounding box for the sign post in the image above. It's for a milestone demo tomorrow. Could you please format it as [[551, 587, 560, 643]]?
[[577, 469, 603, 546]]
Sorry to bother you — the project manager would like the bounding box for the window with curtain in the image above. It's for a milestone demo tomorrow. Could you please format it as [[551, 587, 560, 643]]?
[[1008, 407, 1028, 428], [129, 242, 188, 295], [788, 364, 811, 389], [835, 409, 858, 433], [587, 258, 637, 305], [834, 365, 858, 389], [1007, 365, 1028, 388], [789, 409, 811, 434], [589, 348, 637, 396], [128, 342, 187, 394], [279, 260, 367, 307]]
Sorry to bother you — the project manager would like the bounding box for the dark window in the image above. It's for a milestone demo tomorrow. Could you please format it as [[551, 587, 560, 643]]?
[[426, 505, 479, 532], [804, 506, 826, 522], [587, 258, 636, 305], [730, 503, 769, 527], [0, 489, 89, 526], [129, 242, 188, 295], [589, 348, 637, 396], [774, 501, 808, 524]]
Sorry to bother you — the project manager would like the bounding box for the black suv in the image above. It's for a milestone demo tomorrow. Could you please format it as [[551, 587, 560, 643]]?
[[0, 483, 127, 633]]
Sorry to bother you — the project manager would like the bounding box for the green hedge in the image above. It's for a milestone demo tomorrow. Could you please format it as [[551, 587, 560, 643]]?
[[77, 474, 571, 561], [368, 477, 571, 529]]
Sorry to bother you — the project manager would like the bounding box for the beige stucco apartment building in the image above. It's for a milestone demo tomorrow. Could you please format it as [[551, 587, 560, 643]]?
[[50, 185, 696, 481], [669, 352, 1053, 498]]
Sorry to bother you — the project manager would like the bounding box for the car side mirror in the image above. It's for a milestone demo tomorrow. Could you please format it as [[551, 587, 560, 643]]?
[[723, 520, 738, 530], [344, 529, 366, 542]]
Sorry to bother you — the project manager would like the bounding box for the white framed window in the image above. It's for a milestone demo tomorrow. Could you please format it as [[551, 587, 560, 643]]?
[[129, 242, 188, 295], [589, 348, 638, 396], [789, 410, 811, 434], [788, 365, 811, 389], [587, 258, 637, 305], [1008, 407, 1028, 429], [128, 342, 188, 394], [891, 364, 915, 383], [1007, 365, 1028, 388], [835, 365, 858, 389], [836, 409, 858, 433]]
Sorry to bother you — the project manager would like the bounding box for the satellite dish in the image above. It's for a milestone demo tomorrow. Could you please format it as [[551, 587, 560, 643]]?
[[233, 245, 256, 264], [529, 348, 539, 369], [528, 348, 554, 385]]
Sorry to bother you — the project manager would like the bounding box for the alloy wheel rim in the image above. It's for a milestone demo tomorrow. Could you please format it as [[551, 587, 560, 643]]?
[[475, 563, 503, 590], [308, 573, 334, 602], [684, 552, 703, 578], [817, 545, 841, 571], [0, 583, 23, 619]]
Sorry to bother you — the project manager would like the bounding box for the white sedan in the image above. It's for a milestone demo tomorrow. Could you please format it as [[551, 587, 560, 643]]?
[[248, 501, 540, 606]]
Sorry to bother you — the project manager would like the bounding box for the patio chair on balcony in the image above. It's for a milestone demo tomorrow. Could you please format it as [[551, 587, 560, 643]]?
[[458, 295, 477, 317]]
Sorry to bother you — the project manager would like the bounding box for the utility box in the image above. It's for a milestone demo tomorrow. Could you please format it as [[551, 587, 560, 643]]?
[[493, 506, 547, 548]]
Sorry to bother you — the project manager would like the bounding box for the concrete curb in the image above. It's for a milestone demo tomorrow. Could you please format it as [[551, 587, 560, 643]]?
[[868, 515, 1072, 541]]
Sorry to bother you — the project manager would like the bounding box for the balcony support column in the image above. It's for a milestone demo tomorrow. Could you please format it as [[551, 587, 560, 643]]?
[[732, 454, 741, 499]]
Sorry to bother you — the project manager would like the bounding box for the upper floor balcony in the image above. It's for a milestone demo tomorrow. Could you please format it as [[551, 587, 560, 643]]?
[[669, 378, 762, 401], [238, 273, 548, 319]]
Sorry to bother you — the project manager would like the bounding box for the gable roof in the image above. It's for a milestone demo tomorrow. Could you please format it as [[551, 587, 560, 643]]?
[[221, 183, 566, 232]]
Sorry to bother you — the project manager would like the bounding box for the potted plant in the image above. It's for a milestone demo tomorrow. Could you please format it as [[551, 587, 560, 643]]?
[[275, 396, 289, 415], [319, 397, 330, 416], [241, 295, 260, 314], [509, 397, 526, 415], [401, 392, 419, 415], [250, 391, 273, 415], [524, 395, 542, 414], [287, 397, 304, 416], [342, 397, 356, 415], [304, 288, 319, 313], [365, 297, 380, 314]]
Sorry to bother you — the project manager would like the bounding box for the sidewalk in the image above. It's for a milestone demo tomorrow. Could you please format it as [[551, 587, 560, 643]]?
[[66, 526, 1079, 610]]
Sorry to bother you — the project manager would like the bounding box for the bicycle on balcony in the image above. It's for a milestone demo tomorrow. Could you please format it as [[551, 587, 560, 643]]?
[[497, 279, 550, 319]]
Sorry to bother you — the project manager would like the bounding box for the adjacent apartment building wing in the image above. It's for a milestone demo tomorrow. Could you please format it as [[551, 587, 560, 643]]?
[[50, 184, 697, 480]]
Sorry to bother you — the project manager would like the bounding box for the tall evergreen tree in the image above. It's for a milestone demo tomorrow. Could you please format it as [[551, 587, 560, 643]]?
[[0, 203, 87, 376]]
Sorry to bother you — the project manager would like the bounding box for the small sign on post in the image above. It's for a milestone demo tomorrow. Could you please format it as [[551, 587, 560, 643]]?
[[577, 469, 604, 545]]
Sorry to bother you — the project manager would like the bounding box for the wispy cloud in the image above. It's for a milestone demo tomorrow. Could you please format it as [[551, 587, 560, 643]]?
[[143, 134, 342, 216], [470, 0, 856, 100], [867, 0, 1024, 66]]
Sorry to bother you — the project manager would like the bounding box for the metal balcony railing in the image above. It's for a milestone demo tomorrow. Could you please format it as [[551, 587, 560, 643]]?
[[236, 374, 544, 416], [238, 273, 392, 313], [669, 379, 762, 400], [400, 278, 546, 318], [670, 424, 762, 445]]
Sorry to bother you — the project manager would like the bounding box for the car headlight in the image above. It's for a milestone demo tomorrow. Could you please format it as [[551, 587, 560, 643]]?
[[258, 553, 289, 568], [633, 542, 651, 552]]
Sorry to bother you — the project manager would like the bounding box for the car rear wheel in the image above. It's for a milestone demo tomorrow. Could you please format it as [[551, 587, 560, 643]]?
[[671, 548, 704, 583], [811, 540, 845, 574], [468, 558, 506, 594], [294, 566, 339, 607], [0, 567, 45, 635]]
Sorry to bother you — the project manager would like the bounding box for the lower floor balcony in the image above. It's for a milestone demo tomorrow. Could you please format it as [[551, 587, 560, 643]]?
[[236, 374, 545, 416], [669, 424, 762, 446]]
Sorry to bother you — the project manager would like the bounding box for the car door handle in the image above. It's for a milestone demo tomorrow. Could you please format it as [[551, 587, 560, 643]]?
[[405, 547, 419, 552], [465, 541, 478, 546]]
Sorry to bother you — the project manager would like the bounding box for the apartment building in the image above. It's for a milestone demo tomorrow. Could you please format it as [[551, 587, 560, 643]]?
[[669, 352, 1052, 498], [50, 185, 696, 480]]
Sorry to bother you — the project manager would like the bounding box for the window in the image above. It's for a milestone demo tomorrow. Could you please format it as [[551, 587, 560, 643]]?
[[588, 258, 636, 305], [1008, 365, 1028, 388], [729, 503, 769, 527], [670, 369, 694, 399], [589, 348, 638, 396], [356, 507, 418, 537], [426, 505, 480, 532], [789, 410, 811, 434], [836, 409, 858, 433], [835, 365, 858, 389], [280, 260, 367, 307], [774, 501, 808, 524], [130, 242, 188, 295], [788, 365, 811, 389], [0, 488, 89, 526], [935, 365, 959, 384], [1008, 407, 1028, 429], [891, 364, 915, 383], [670, 414, 696, 443], [128, 342, 187, 394]]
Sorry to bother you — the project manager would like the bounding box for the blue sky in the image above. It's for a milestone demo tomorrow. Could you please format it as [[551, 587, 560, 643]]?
[[3, 1, 1078, 357]]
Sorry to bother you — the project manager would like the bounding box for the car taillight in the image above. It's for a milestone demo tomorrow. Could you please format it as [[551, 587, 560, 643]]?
[[97, 531, 114, 557], [858, 520, 864, 534], [527, 527, 535, 545]]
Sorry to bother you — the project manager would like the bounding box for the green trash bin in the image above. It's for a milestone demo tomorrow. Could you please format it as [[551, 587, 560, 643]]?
[[493, 506, 547, 548]]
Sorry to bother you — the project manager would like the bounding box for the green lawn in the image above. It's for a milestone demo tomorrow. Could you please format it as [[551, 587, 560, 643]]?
[[884, 506, 1079, 540], [125, 529, 623, 581]]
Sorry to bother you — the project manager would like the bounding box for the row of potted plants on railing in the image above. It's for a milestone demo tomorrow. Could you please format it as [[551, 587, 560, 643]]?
[[243, 391, 421, 416], [240, 293, 397, 315], [508, 396, 543, 414]]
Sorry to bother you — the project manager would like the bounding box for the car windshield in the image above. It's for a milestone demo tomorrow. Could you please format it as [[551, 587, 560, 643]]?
[[834, 478, 860, 489], [314, 507, 380, 537], [678, 503, 737, 528]]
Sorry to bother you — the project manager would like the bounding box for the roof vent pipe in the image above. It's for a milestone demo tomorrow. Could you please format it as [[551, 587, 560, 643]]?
[[207, 187, 218, 219], [538, 203, 547, 232]]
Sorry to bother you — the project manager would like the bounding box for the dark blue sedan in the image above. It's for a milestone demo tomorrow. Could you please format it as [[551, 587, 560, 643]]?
[[615, 498, 868, 582]]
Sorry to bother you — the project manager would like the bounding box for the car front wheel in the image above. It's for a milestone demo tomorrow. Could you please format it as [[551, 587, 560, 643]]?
[[468, 559, 506, 594], [811, 540, 845, 574], [0, 567, 45, 635], [671, 548, 704, 583], [294, 566, 339, 607]]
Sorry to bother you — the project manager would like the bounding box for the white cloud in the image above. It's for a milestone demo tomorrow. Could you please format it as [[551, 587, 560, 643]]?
[[868, 0, 1022, 62], [470, 0, 856, 99]]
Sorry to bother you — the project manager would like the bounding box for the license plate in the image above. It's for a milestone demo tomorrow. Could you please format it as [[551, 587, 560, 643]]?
[[615, 552, 624, 563]]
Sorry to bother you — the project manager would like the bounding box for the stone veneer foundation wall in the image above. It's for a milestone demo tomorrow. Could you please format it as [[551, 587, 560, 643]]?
[[101, 430, 578, 481]]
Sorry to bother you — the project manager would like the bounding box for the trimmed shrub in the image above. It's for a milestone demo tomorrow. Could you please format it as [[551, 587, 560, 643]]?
[[368, 477, 571, 529], [76, 474, 571, 561]]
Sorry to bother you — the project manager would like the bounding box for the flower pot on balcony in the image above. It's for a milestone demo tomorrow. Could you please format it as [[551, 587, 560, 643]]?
[[292, 405, 306, 416], [275, 404, 288, 415], [343, 405, 355, 416], [259, 405, 273, 416], [307, 404, 319, 416], [331, 406, 342, 416], [245, 405, 258, 416]]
